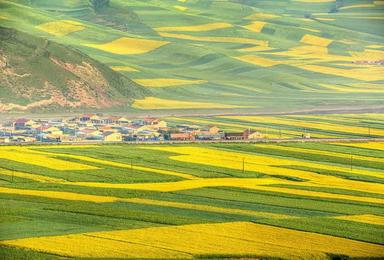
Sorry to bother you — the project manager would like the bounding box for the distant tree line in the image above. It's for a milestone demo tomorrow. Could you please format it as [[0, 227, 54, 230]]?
[[89, 0, 110, 11]]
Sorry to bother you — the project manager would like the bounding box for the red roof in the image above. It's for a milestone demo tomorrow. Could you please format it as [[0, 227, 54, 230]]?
[[80, 114, 95, 118], [15, 118, 28, 124]]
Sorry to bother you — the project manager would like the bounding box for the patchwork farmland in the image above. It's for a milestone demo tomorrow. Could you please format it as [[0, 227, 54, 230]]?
[[0, 0, 384, 112], [167, 113, 384, 139], [0, 142, 383, 258]]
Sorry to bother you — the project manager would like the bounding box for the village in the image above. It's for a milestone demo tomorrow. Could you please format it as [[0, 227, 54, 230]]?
[[0, 114, 269, 144]]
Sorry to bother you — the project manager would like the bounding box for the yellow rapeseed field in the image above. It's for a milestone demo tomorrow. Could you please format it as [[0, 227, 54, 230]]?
[[158, 32, 268, 47], [339, 4, 375, 10], [0, 168, 65, 183], [0, 187, 290, 219], [334, 214, 384, 226], [133, 78, 207, 87], [110, 66, 138, 72], [168, 116, 332, 138], [316, 18, 336, 21], [254, 144, 384, 163], [36, 20, 85, 36], [0, 147, 97, 171], [244, 21, 267, 33], [220, 116, 384, 136], [156, 22, 232, 32], [2, 222, 383, 259], [235, 55, 281, 67], [142, 146, 384, 201], [132, 97, 242, 109], [245, 13, 280, 20], [300, 34, 333, 47], [319, 84, 384, 93], [333, 142, 384, 151], [71, 177, 289, 192], [174, 5, 188, 11], [0, 187, 115, 203], [84, 37, 169, 55], [300, 65, 384, 81], [28, 147, 197, 179]]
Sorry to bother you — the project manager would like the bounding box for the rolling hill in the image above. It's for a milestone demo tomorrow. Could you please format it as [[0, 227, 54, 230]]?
[[0, 26, 148, 112], [0, 0, 383, 113]]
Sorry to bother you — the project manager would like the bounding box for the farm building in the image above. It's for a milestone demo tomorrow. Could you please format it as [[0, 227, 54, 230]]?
[[104, 132, 122, 142]]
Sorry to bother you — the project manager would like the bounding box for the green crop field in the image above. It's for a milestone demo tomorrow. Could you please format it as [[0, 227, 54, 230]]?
[[167, 113, 384, 138], [0, 142, 383, 258], [0, 0, 383, 113]]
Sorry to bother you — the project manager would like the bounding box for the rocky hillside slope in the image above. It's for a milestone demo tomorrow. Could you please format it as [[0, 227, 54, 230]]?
[[0, 26, 148, 112]]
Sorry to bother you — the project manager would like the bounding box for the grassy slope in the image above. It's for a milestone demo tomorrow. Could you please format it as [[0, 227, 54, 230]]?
[[0, 25, 148, 112], [0, 0, 383, 113]]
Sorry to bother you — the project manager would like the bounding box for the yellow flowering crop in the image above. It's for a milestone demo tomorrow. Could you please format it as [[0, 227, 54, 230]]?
[[133, 78, 207, 87], [255, 144, 384, 163], [221, 116, 384, 136], [0, 187, 290, 219], [0, 168, 65, 183], [142, 146, 384, 201], [334, 214, 384, 226], [158, 32, 268, 46], [133, 97, 243, 110], [300, 34, 333, 47], [244, 21, 267, 33], [156, 22, 232, 32], [2, 222, 383, 259], [0, 147, 97, 171], [84, 37, 169, 55], [334, 142, 384, 151], [36, 20, 85, 36]]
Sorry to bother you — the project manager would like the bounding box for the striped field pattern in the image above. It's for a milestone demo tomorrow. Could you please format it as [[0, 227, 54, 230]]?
[[0, 139, 383, 258]]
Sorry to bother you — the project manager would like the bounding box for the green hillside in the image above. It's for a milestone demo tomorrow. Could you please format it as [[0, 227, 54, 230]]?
[[0, 0, 383, 113], [0, 26, 148, 112]]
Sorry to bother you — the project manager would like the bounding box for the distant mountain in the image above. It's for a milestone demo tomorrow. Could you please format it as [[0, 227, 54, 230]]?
[[0, 26, 148, 112], [0, 0, 383, 113]]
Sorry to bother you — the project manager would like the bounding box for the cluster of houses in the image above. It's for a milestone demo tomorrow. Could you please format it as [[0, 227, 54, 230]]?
[[0, 114, 265, 144]]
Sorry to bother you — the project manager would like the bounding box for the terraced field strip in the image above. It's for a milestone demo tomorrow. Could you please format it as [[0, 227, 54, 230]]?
[[84, 37, 169, 55], [0, 168, 65, 183], [133, 97, 243, 110], [167, 117, 284, 138], [133, 78, 207, 88], [142, 146, 384, 199], [0, 146, 196, 179], [156, 22, 232, 32], [2, 222, 383, 259], [334, 142, 384, 151], [244, 21, 267, 33], [300, 34, 333, 47], [254, 144, 384, 163], [0, 187, 116, 203], [334, 214, 384, 226], [110, 66, 138, 72], [0, 148, 98, 171], [0, 187, 290, 219], [70, 178, 290, 192], [158, 32, 268, 47], [220, 116, 384, 136], [36, 20, 85, 36]]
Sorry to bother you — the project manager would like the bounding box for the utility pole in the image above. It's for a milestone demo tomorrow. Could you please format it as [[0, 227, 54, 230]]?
[[350, 153, 353, 172], [368, 126, 371, 137], [242, 157, 245, 174]]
